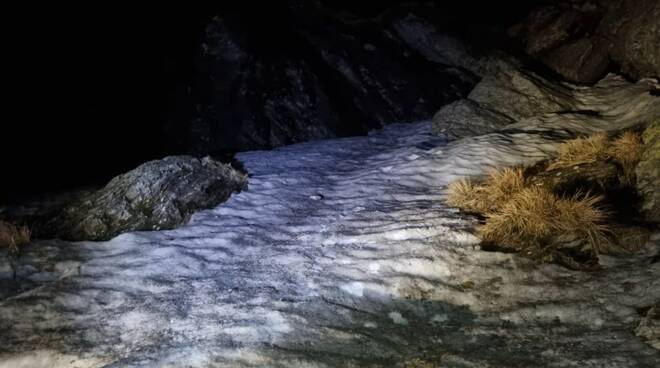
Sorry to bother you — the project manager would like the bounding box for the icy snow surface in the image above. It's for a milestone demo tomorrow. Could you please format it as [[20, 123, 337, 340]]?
[[1, 75, 660, 367]]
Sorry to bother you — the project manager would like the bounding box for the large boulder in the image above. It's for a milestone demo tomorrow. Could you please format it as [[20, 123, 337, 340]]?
[[509, 2, 608, 84], [538, 36, 611, 85], [433, 62, 578, 139], [39, 156, 248, 241], [432, 99, 513, 140], [600, 0, 660, 81], [510, 0, 660, 84], [467, 66, 577, 121], [635, 119, 660, 222]]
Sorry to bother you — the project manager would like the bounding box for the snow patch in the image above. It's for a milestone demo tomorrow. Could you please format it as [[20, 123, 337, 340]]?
[[341, 282, 364, 297], [0, 350, 109, 368], [431, 314, 449, 324], [1, 74, 659, 366], [388, 311, 409, 325]]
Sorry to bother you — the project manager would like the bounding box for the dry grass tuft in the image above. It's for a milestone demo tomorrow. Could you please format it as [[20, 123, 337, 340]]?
[[446, 179, 481, 212], [479, 187, 610, 256], [548, 133, 609, 170], [445, 130, 648, 266], [446, 167, 526, 213], [555, 192, 611, 253], [548, 131, 643, 179], [482, 167, 527, 210], [609, 131, 644, 180], [0, 221, 31, 255]]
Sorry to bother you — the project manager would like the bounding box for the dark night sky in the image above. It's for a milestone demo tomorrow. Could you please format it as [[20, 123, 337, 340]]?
[[2, 1, 547, 203], [5, 5, 208, 201]]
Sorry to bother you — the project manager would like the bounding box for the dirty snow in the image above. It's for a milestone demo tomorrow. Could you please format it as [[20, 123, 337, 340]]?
[[1, 74, 659, 367]]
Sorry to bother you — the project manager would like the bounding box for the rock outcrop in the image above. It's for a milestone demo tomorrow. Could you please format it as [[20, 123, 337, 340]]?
[[433, 56, 660, 141], [636, 119, 660, 222], [510, 0, 660, 84], [432, 99, 513, 140], [433, 61, 579, 139], [38, 156, 247, 241]]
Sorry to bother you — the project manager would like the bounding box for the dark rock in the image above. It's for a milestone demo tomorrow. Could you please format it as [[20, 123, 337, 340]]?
[[391, 13, 486, 77], [467, 66, 576, 121], [599, 0, 660, 81], [432, 62, 578, 139], [511, 0, 660, 83], [183, 16, 341, 154], [432, 99, 513, 139], [510, 2, 608, 84], [513, 5, 593, 55], [38, 156, 247, 241], [635, 119, 660, 222], [539, 36, 611, 85], [168, 2, 479, 154]]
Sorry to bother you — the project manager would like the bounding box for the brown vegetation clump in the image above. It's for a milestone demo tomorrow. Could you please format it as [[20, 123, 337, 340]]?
[[548, 133, 609, 170], [609, 131, 644, 180], [479, 187, 610, 257], [0, 221, 31, 255], [446, 167, 526, 213], [547, 130, 644, 180], [482, 167, 527, 210], [445, 130, 650, 267], [446, 179, 480, 211]]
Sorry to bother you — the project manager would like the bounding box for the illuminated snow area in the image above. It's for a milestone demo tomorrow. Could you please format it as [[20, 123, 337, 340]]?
[[1, 74, 659, 367]]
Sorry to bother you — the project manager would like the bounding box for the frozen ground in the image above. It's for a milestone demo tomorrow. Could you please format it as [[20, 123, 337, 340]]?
[[1, 74, 659, 367]]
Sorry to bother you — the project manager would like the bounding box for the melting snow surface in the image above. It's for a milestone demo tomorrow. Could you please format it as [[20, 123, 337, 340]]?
[[1, 75, 659, 367]]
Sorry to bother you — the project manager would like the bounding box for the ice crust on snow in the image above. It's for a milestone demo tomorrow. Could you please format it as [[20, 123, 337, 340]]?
[[0, 74, 659, 367]]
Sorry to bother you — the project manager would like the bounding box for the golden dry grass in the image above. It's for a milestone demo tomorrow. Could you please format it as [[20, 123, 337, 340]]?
[[446, 167, 526, 213], [482, 167, 526, 210], [548, 133, 609, 170], [609, 131, 644, 180], [446, 178, 480, 211], [445, 130, 647, 264], [547, 131, 643, 178], [0, 220, 31, 254], [479, 187, 610, 255]]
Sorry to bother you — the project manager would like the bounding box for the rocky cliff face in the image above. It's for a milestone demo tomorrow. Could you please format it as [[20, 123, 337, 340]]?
[[165, 2, 487, 155]]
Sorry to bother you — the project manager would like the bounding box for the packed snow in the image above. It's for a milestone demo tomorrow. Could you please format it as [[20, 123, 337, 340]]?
[[1, 74, 659, 367]]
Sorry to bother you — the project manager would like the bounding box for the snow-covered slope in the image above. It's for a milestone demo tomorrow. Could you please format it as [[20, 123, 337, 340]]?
[[1, 74, 659, 367]]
